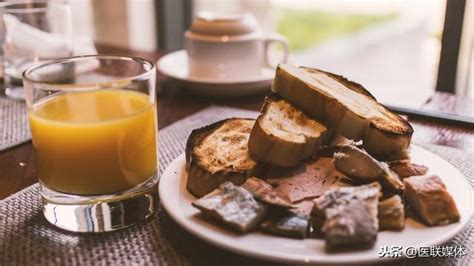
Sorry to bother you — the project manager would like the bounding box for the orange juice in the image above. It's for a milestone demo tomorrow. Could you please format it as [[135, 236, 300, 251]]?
[[29, 89, 158, 195]]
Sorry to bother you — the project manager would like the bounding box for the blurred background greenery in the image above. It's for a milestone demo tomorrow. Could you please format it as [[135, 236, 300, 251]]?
[[276, 9, 398, 52]]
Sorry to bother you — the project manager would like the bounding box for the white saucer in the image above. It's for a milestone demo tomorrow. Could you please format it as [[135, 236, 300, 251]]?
[[157, 50, 274, 97]]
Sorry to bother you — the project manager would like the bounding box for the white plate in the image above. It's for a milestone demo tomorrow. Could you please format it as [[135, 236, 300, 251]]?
[[157, 50, 274, 97], [159, 145, 473, 264]]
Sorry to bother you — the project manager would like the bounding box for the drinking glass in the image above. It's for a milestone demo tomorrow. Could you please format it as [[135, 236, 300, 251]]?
[[2, 1, 72, 100], [23, 55, 159, 232]]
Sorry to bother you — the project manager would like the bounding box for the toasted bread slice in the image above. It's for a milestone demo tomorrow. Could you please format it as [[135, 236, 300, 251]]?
[[186, 118, 261, 198], [272, 64, 413, 158], [248, 94, 328, 167]]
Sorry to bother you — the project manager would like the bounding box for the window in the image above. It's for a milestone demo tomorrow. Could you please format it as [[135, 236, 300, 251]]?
[[194, 0, 453, 108]]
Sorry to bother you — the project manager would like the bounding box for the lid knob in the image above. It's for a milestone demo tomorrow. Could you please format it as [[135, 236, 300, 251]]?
[[188, 12, 260, 36]]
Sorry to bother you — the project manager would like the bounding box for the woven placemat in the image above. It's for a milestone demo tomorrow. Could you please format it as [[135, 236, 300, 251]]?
[[0, 106, 472, 265], [0, 97, 30, 151]]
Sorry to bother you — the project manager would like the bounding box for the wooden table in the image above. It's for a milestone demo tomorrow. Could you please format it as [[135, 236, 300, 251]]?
[[0, 47, 473, 200]]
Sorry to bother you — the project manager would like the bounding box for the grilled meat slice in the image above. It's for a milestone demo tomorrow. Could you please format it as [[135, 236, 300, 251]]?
[[329, 134, 355, 146], [242, 177, 292, 208], [388, 160, 428, 178], [404, 175, 460, 226], [333, 145, 383, 181], [260, 214, 310, 239], [332, 144, 404, 194], [311, 183, 381, 249], [378, 195, 405, 231], [192, 182, 267, 233], [381, 169, 405, 195], [266, 157, 350, 202], [291, 199, 315, 217]]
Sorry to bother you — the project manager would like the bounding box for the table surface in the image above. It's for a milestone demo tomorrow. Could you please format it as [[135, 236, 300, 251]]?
[[0, 46, 473, 200]]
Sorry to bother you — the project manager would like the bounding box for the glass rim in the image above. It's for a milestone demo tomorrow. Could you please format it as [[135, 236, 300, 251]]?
[[2, 1, 67, 14], [22, 54, 156, 92]]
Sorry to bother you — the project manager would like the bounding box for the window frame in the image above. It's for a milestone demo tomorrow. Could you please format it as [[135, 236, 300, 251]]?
[[436, 0, 467, 94], [155, 0, 193, 51]]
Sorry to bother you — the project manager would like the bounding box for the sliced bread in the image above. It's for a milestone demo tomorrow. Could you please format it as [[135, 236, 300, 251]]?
[[272, 64, 413, 159], [248, 94, 328, 167], [186, 118, 261, 198]]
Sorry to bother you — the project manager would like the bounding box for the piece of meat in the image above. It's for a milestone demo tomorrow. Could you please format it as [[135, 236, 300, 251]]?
[[329, 134, 355, 146], [334, 145, 383, 181], [332, 144, 404, 194], [241, 177, 292, 208], [388, 160, 428, 178], [266, 158, 349, 202], [260, 214, 309, 239], [315, 142, 362, 158], [378, 195, 405, 231], [291, 200, 315, 217], [311, 183, 381, 249], [404, 175, 460, 226], [381, 168, 405, 195], [192, 182, 267, 233]]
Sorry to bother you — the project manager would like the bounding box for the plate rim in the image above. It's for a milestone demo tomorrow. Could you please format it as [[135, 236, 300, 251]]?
[[158, 145, 474, 264]]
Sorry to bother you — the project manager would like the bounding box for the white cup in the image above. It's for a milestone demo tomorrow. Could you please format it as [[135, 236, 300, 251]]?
[[184, 12, 289, 79]]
